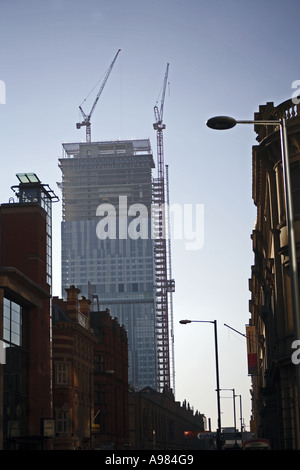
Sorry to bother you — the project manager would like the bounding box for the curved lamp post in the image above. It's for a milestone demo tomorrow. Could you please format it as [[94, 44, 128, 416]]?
[[179, 319, 222, 449], [206, 115, 300, 434]]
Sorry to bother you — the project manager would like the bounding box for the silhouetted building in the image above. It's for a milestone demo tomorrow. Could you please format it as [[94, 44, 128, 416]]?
[[249, 99, 300, 449], [129, 386, 206, 450]]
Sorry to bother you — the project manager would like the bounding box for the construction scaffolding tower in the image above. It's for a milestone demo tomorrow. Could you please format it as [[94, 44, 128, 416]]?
[[152, 63, 175, 393]]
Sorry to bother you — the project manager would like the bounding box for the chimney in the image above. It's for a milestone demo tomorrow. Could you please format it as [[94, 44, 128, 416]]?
[[78, 295, 91, 316], [65, 285, 80, 322]]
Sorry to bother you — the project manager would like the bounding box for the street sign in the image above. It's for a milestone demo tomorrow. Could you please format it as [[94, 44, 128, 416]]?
[[221, 432, 243, 440], [197, 432, 217, 439], [185, 430, 243, 441]]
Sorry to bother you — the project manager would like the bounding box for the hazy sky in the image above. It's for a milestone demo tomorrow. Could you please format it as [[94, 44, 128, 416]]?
[[1, 0, 299, 432]]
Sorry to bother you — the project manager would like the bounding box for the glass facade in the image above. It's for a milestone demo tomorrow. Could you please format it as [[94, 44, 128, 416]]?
[[3, 298, 22, 346], [59, 140, 157, 389], [2, 297, 29, 445]]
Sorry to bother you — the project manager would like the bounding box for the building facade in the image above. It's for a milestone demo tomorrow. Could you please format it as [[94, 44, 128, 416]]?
[[52, 286, 98, 450], [0, 173, 58, 449], [52, 285, 129, 450], [58, 139, 158, 390], [128, 386, 206, 450], [90, 307, 129, 450], [248, 99, 300, 449]]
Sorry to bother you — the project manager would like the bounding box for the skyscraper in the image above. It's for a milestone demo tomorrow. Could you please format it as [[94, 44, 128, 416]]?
[[59, 139, 158, 389]]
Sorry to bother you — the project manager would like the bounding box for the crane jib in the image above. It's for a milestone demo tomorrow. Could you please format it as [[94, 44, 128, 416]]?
[[76, 49, 121, 142]]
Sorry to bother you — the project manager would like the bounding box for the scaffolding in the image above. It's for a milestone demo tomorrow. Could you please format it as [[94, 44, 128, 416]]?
[[166, 164, 175, 393], [152, 64, 175, 393]]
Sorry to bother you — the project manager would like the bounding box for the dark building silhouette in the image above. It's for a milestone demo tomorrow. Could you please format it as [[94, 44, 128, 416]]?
[[128, 386, 206, 450], [249, 99, 300, 449]]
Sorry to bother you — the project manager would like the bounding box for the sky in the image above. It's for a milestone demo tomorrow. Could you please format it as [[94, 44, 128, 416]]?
[[0, 0, 299, 434]]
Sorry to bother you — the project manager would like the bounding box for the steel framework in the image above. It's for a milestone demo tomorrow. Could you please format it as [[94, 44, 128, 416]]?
[[153, 63, 175, 392]]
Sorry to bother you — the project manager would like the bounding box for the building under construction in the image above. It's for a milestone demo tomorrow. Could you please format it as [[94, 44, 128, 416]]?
[[58, 53, 174, 392], [58, 138, 174, 392]]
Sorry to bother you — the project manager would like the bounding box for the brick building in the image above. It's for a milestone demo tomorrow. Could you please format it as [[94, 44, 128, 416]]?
[[90, 305, 129, 450], [52, 286, 98, 449], [52, 287, 129, 450], [0, 173, 58, 449], [0, 173, 207, 451]]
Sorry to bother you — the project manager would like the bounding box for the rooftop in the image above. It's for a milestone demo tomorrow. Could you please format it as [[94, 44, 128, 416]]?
[[62, 138, 153, 158]]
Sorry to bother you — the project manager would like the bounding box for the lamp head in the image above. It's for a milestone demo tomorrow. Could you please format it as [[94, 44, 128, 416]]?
[[179, 319, 191, 324], [206, 116, 237, 130]]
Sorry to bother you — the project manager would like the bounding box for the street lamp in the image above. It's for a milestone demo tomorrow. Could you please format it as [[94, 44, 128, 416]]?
[[206, 114, 300, 430], [179, 319, 222, 449]]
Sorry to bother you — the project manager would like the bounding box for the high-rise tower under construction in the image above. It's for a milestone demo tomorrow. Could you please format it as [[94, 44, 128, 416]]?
[[59, 139, 160, 389], [59, 51, 174, 392]]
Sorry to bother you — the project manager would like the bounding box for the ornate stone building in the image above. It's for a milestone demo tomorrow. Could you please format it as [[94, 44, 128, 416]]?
[[52, 286, 98, 449], [249, 98, 300, 449], [52, 286, 129, 450]]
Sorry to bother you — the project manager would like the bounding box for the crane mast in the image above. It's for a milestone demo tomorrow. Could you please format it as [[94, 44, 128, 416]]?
[[76, 49, 121, 142], [153, 63, 174, 393], [153, 63, 169, 180]]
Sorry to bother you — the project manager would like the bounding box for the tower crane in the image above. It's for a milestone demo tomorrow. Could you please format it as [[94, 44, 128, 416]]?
[[153, 63, 174, 393], [153, 63, 169, 181], [76, 49, 121, 142]]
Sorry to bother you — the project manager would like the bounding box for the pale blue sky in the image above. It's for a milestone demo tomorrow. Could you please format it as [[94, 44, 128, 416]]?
[[1, 0, 299, 432]]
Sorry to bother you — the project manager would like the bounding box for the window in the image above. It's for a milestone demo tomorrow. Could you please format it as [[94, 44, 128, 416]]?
[[3, 298, 22, 346], [56, 363, 68, 385], [57, 410, 69, 433]]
